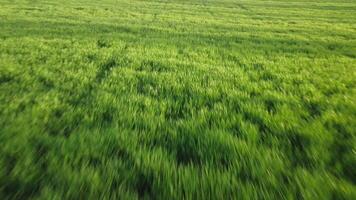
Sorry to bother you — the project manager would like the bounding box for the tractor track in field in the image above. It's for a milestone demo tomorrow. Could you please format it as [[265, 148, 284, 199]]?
[[64, 43, 130, 121]]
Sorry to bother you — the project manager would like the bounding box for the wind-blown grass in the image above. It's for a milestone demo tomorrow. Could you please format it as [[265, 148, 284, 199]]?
[[0, 0, 355, 199]]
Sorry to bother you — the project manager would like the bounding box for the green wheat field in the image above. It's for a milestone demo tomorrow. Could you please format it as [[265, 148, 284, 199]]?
[[1, 0, 356, 199]]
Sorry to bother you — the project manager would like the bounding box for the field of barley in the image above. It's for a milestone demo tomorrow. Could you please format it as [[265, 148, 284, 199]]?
[[0, 0, 356, 199]]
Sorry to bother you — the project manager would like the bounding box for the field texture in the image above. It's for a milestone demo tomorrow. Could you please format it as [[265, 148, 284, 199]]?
[[1, 0, 356, 199]]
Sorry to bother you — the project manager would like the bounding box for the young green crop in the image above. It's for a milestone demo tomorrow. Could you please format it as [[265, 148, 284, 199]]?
[[0, 0, 355, 199]]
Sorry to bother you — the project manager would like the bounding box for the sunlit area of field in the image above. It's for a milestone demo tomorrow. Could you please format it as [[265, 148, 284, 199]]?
[[0, 0, 355, 199]]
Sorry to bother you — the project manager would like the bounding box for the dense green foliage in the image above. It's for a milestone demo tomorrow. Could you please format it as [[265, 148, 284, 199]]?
[[1, 0, 356, 199]]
